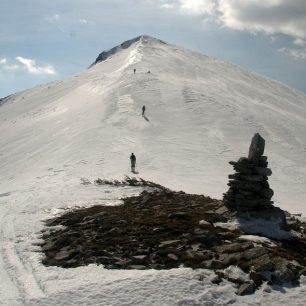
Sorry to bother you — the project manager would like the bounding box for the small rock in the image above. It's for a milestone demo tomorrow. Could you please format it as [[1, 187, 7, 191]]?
[[114, 259, 131, 266], [194, 228, 208, 235], [133, 255, 147, 262], [271, 258, 299, 284], [236, 282, 255, 296], [252, 254, 274, 272], [41, 241, 55, 251], [54, 249, 71, 261], [210, 259, 227, 269], [258, 188, 274, 199], [211, 273, 223, 284], [242, 247, 268, 261], [108, 227, 121, 234], [218, 252, 242, 266], [299, 268, 306, 277], [168, 254, 178, 261], [215, 242, 253, 254], [240, 175, 265, 182], [250, 271, 263, 288], [191, 243, 201, 251], [199, 220, 210, 226], [215, 206, 229, 215], [159, 240, 181, 248], [254, 167, 272, 176], [168, 212, 189, 219], [128, 265, 147, 270], [233, 165, 253, 174]]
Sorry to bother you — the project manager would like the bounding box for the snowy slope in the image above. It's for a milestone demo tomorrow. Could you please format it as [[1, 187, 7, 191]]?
[[1, 35, 306, 305], [1, 35, 306, 213]]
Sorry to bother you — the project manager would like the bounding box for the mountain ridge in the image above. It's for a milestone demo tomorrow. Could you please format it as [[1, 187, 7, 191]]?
[[91, 35, 306, 97]]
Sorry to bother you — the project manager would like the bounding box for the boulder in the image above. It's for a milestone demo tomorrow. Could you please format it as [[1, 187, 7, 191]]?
[[252, 254, 274, 272], [214, 241, 254, 254], [271, 258, 300, 285], [249, 271, 263, 287], [242, 247, 268, 261], [168, 212, 189, 219], [236, 282, 255, 296]]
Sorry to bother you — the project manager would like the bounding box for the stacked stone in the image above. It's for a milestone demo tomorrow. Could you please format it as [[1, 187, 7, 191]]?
[[223, 133, 274, 212]]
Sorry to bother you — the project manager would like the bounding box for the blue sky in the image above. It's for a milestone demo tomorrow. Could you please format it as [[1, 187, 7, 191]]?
[[1, 0, 306, 98]]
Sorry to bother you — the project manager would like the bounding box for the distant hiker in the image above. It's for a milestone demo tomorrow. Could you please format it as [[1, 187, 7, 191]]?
[[130, 153, 136, 172], [134, 68, 136, 74], [147, 70, 151, 74], [142, 105, 146, 116]]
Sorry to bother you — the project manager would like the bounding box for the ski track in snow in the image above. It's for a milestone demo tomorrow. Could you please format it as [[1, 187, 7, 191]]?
[[1, 36, 306, 305]]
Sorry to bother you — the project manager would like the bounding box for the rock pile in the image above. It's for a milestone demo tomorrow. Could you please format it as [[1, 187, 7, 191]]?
[[223, 133, 275, 212]]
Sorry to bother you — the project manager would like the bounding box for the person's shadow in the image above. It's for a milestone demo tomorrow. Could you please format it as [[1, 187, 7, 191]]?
[[142, 115, 149, 122]]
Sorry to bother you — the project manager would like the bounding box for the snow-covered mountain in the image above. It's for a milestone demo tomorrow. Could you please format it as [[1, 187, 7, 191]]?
[[1, 35, 306, 305], [1, 35, 306, 213]]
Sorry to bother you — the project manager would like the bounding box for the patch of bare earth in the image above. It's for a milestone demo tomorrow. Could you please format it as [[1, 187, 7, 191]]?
[[40, 179, 306, 295]]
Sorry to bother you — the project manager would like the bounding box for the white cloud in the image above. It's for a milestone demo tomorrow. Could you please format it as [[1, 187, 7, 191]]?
[[279, 47, 306, 60], [159, 0, 306, 39], [294, 38, 306, 47], [0, 58, 20, 71], [16, 57, 56, 75], [218, 0, 306, 38], [0, 57, 56, 75], [4, 64, 20, 70], [161, 3, 175, 9], [180, 0, 216, 15], [160, 0, 216, 15]]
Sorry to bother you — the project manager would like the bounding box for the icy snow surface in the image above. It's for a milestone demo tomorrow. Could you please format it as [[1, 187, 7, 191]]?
[[1, 35, 306, 305]]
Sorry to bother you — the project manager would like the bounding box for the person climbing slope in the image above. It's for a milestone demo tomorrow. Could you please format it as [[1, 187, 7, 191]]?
[[130, 153, 136, 173], [142, 105, 146, 116]]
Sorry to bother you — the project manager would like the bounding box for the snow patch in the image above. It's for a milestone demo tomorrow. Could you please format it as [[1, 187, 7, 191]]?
[[215, 218, 294, 240], [238, 235, 277, 247]]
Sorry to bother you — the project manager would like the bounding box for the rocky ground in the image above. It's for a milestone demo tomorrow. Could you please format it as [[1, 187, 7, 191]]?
[[40, 178, 306, 295]]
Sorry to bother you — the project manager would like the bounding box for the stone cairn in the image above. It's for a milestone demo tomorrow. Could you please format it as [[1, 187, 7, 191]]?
[[223, 133, 274, 212]]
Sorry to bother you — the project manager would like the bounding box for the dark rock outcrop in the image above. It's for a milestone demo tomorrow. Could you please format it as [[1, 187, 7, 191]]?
[[39, 179, 306, 294], [0, 94, 12, 107]]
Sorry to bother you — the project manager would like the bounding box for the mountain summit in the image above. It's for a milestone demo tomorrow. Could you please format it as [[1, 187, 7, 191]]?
[[1, 36, 306, 214], [91, 35, 165, 66]]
